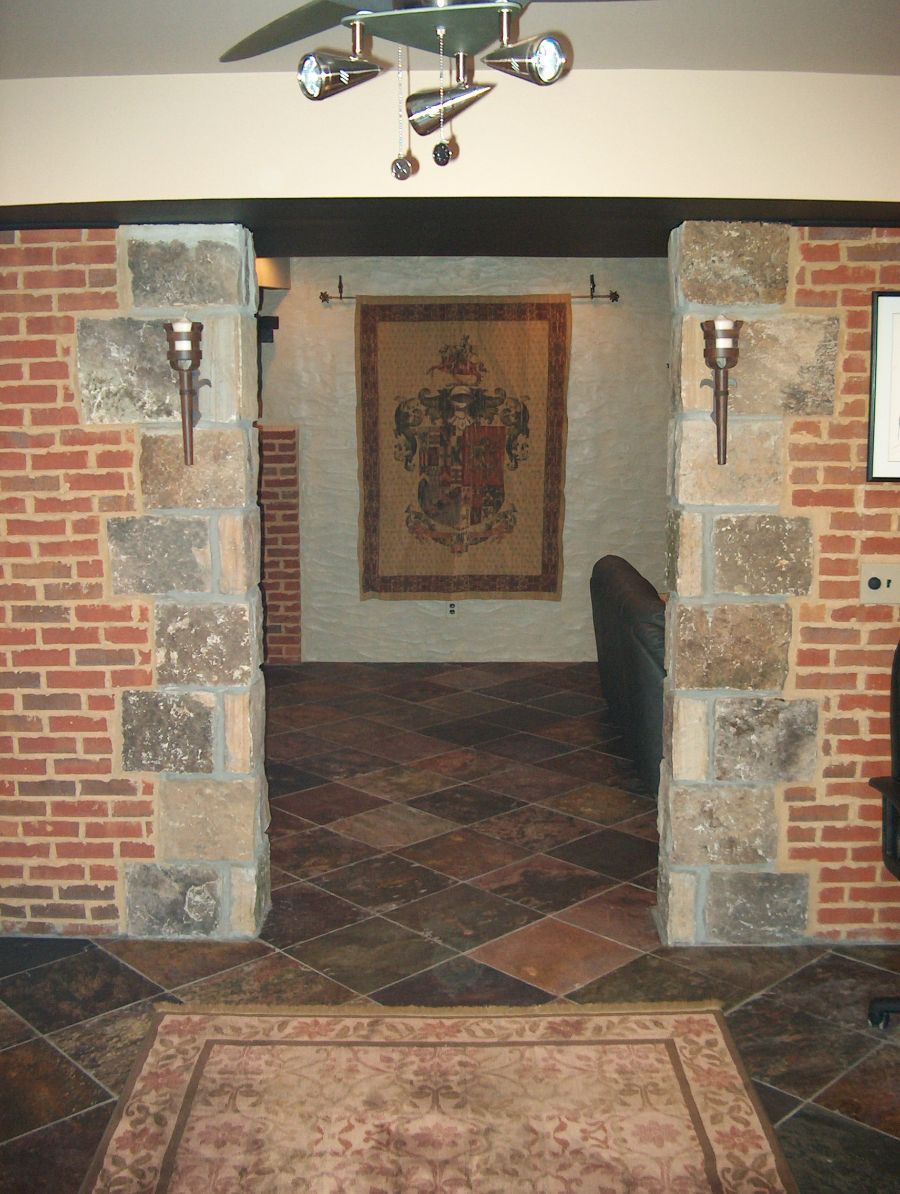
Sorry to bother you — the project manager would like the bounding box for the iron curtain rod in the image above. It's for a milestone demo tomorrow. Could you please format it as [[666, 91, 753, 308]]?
[[318, 275, 620, 305]]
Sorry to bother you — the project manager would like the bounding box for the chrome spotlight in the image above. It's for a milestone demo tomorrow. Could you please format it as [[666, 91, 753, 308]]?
[[482, 35, 566, 85], [297, 51, 380, 100], [406, 82, 493, 136]]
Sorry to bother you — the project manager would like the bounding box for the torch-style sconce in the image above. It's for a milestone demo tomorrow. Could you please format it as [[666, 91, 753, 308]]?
[[701, 316, 742, 465], [163, 318, 203, 465]]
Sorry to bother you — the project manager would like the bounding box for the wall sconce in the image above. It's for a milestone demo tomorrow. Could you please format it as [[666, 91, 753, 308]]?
[[164, 318, 203, 465], [701, 316, 742, 465]]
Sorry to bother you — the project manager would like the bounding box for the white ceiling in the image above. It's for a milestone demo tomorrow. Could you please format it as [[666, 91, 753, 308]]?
[[1, 0, 898, 79]]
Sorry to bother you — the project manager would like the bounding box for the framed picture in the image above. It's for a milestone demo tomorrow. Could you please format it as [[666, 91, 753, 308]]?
[[867, 290, 900, 481]]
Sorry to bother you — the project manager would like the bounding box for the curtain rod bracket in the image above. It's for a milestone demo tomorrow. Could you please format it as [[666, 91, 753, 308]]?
[[321, 275, 354, 305]]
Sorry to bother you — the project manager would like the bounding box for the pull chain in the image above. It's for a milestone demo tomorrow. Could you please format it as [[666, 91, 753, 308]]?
[[433, 26, 452, 166], [391, 44, 411, 179], [398, 45, 405, 154], [438, 27, 445, 143]]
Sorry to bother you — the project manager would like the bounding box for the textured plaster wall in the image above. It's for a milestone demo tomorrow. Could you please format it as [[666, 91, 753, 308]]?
[[260, 256, 670, 662]]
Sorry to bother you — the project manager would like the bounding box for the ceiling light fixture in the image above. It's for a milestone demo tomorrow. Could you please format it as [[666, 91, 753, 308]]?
[[297, 50, 381, 99], [407, 38, 494, 141], [222, 0, 572, 175], [297, 19, 381, 100], [482, 33, 566, 84]]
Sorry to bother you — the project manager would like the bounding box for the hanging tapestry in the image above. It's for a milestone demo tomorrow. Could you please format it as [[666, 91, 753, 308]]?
[[357, 295, 570, 599]]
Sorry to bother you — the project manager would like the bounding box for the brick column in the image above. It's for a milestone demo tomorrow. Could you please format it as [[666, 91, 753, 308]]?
[[786, 227, 900, 940], [662, 220, 900, 945], [258, 426, 301, 664], [1, 227, 149, 934], [4, 224, 266, 940]]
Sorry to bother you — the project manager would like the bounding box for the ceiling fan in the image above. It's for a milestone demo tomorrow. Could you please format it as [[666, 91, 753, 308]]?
[[221, 1, 598, 173]]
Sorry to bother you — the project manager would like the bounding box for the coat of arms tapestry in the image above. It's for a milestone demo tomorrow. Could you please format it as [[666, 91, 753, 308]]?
[[357, 295, 570, 599]]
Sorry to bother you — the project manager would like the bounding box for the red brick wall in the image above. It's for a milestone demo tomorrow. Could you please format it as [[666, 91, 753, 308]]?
[[0, 228, 155, 935], [258, 426, 301, 664], [787, 226, 900, 939]]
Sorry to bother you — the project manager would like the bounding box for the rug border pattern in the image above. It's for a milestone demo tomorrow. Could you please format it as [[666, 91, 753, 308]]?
[[80, 1003, 799, 1194]]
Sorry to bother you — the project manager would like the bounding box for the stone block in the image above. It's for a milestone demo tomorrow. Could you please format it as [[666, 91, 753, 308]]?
[[674, 314, 836, 419], [675, 222, 791, 306], [224, 677, 266, 773], [125, 861, 222, 937], [670, 695, 710, 781], [140, 429, 253, 510], [705, 871, 809, 944], [669, 784, 777, 866], [126, 225, 254, 309], [157, 778, 262, 862], [77, 318, 176, 424], [218, 510, 261, 595], [676, 419, 782, 507], [121, 690, 214, 773], [714, 697, 818, 782], [714, 515, 813, 595], [229, 853, 271, 937], [657, 866, 698, 945], [666, 509, 703, 596], [678, 318, 708, 413], [108, 515, 211, 594], [155, 602, 253, 686], [673, 603, 791, 690], [735, 317, 839, 415], [201, 315, 261, 423]]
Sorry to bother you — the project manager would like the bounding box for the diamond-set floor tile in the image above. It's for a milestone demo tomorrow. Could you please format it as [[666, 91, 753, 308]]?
[[332, 804, 457, 849], [287, 917, 455, 995], [397, 827, 529, 878], [387, 882, 542, 951], [469, 917, 641, 996], [469, 854, 616, 913]]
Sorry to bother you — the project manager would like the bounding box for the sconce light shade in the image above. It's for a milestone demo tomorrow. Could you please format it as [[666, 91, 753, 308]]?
[[406, 82, 494, 136], [701, 315, 742, 370], [165, 318, 202, 365], [482, 35, 566, 85], [297, 51, 380, 100]]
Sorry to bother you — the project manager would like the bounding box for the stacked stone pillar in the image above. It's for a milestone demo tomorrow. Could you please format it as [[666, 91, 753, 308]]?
[[660, 222, 838, 944], [77, 225, 269, 937]]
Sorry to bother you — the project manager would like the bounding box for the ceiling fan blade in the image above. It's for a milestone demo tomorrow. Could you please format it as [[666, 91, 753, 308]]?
[[220, 0, 358, 62]]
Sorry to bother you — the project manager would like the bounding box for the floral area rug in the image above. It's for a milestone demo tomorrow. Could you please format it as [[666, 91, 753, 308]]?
[[81, 1004, 797, 1193]]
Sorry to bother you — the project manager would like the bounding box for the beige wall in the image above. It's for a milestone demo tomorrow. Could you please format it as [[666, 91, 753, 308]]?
[[2, 70, 899, 204], [260, 255, 669, 662]]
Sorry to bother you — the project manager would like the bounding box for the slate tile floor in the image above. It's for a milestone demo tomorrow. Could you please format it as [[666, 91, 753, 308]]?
[[1, 662, 899, 1192]]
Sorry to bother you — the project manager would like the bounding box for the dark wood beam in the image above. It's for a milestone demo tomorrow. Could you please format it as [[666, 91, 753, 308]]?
[[2, 196, 898, 258]]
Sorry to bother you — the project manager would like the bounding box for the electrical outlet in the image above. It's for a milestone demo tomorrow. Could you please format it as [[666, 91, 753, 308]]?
[[860, 562, 900, 604], [446, 601, 457, 617]]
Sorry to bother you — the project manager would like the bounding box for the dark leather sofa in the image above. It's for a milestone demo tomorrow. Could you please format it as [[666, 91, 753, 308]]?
[[589, 555, 666, 796]]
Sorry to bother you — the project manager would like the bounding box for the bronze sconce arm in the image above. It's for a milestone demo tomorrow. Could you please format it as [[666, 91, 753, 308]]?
[[701, 316, 742, 465], [163, 319, 203, 465]]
